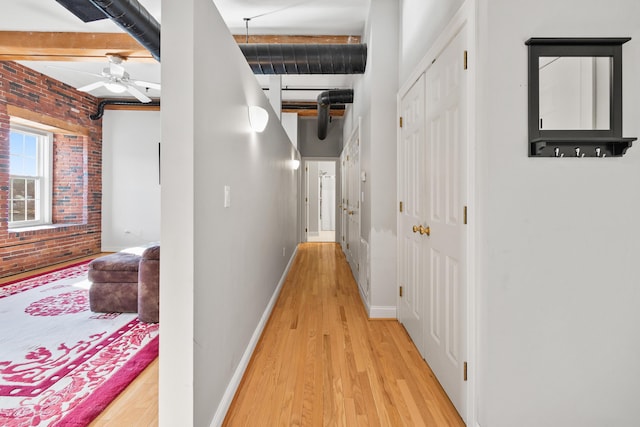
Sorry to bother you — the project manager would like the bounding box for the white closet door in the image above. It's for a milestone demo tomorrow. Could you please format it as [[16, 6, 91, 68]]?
[[423, 26, 468, 421], [398, 73, 427, 356]]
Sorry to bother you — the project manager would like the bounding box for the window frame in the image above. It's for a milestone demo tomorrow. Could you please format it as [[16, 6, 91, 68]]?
[[8, 124, 53, 228]]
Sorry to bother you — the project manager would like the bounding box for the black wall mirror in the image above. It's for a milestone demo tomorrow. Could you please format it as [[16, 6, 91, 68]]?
[[526, 38, 636, 157]]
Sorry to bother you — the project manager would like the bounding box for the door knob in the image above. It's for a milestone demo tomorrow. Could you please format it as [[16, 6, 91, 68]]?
[[412, 225, 419, 233], [419, 225, 431, 236]]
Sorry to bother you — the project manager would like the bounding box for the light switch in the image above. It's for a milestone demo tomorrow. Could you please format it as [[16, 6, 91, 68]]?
[[224, 186, 231, 208]]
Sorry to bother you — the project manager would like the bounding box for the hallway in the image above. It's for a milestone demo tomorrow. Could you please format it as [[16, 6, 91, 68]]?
[[224, 243, 464, 426]]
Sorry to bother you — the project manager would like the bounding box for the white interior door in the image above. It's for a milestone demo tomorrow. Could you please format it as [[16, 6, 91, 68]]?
[[423, 27, 468, 420], [340, 155, 348, 252], [346, 138, 360, 273], [305, 163, 310, 240], [398, 73, 426, 355]]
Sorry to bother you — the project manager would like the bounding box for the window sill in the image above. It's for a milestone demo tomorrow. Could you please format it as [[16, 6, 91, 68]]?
[[9, 223, 84, 233]]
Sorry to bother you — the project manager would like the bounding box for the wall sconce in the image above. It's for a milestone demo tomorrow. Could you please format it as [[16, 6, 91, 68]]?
[[248, 105, 269, 132], [290, 159, 300, 170]]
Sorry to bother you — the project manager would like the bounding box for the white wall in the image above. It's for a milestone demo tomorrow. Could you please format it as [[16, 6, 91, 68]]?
[[400, 0, 465, 84], [307, 161, 320, 235], [101, 110, 161, 251], [298, 116, 344, 157], [161, 0, 300, 425], [476, 0, 640, 425], [346, 0, 399, 317], [281, 112, 298, 149]]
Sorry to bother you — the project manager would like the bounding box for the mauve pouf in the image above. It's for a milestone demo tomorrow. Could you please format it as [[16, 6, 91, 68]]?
[[138, 245, 160, 323], [88, 252, 141, 314]]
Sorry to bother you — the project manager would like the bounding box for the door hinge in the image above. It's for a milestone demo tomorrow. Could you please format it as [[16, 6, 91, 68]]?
[[399, 201, 403, 213], [464, 361, 468, 381], [305, 197, 308, 203], [357, 263, 360, 272], [305, 166, 308, 171], [347, 243, 350, 249], [463, 50, 468, 70], [399, 116, 403, 128], [342, 236, 345, 241], [347, 155, 350, 161], [399, 286, 403, 297], [464, 205, 468, 225], [305, 228, 308, 233]]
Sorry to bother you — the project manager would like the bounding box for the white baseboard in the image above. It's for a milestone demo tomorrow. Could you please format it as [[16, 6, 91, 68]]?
[[210, 245, 299, 427], [369, 305, 397, 319]]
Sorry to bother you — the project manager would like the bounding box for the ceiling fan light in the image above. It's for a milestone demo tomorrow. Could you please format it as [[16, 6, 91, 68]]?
[[105, 82, 127, 93]]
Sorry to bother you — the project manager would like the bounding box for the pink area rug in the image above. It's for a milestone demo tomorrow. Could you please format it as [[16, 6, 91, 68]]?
[[0, 261, 159, 426]]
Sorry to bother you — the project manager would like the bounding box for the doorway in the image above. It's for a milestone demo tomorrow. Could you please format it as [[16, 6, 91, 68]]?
[[305, 160, 337, 242]]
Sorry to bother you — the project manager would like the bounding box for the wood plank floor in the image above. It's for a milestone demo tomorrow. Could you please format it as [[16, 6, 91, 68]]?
[[223, 242, 464, 426], [3, 245, 463, 426]]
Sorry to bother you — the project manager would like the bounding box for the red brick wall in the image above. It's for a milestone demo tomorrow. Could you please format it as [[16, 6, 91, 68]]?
[[0, 61, 102, 278], [52, 134, 87, 224]]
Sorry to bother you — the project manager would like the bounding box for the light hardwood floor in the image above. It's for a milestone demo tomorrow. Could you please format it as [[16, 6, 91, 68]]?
[[3, 245, 464, 426], [223, 242, 464, 426]]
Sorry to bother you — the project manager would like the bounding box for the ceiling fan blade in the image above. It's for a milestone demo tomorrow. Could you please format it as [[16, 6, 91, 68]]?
[[46, 65, 103, 78], [125, 84, 152, 103], [134, 80, 161, 91], [77, 80, 107, 92]]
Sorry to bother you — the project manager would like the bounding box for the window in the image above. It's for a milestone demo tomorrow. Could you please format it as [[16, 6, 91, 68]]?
[[9, 125, 52, 227]]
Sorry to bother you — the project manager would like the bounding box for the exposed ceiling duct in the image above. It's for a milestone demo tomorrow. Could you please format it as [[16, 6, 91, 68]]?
[[317, 89, 354, 140], [58, 0, 368, 78], [57, 0, 161, 61], [90, 99, 160, 120], [239, 44, 367, 74], [54, 0, 109, 23]]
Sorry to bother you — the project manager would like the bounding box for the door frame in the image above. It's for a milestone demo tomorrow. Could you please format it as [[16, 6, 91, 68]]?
[[301, 157, 340, 243], [396, 0, 477, 424]]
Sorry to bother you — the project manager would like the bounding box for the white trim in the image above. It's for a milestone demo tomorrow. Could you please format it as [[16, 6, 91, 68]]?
[[397, 1, 478, 425], [355, 281, 395, 319], [301, 157, 340, 243], [210, 245, 299, 427], [7, 124, 53, 227], [368, 305, 397, 319]]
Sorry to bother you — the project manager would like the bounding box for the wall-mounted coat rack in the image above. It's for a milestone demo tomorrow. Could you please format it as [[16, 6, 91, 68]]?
[[526, 37, 636, 157]]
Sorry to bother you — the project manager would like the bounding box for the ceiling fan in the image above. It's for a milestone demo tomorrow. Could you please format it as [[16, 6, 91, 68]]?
[[73, 55, 160, 103]]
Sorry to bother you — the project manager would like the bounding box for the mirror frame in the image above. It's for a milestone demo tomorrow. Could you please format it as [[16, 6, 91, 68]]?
[[526, 37, 635, 157]]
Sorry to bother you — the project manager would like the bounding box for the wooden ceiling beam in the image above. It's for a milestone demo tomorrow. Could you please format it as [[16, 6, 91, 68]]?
[[285, 109, 345, 117], [0, 32, 362, 62], [0, 31, 155, 62]]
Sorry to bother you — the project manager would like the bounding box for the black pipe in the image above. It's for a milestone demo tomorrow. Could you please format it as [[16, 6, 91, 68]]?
[[240, 44, 367, 74], [91, 99, 160, 120], [87, 0, 161, 61], [317, 90, 354, 140]]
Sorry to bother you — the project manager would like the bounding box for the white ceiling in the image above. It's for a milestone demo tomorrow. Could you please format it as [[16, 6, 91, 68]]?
[[1, 0, 370, 103]]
